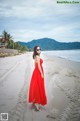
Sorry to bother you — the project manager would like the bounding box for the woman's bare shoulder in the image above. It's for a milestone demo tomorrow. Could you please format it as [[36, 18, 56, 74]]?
[[36, 55, 40, 58], [34, 55, 40, 62]]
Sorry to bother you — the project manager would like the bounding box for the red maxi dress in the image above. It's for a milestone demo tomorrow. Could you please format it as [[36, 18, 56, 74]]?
[[28, 58, 47, 105]]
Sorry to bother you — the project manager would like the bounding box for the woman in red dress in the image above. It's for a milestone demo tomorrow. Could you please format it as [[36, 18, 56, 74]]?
[[28, 46, 47, 111]]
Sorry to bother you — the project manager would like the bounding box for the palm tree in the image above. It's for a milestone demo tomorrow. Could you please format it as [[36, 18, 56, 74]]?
[[2, 30, 13, 41], [2, 30, 8, 40], [2, 30, 13, 48], [2, 30, 29, 51]]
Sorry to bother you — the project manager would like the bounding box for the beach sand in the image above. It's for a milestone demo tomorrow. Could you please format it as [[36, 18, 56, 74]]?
[[0, 52, 80, 121]]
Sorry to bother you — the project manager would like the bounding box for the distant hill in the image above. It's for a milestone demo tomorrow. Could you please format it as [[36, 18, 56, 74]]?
[[18, 38, 80, 50]]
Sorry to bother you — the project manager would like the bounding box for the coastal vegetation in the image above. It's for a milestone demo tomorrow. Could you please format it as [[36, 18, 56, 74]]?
[[0, 30, 30, 57]]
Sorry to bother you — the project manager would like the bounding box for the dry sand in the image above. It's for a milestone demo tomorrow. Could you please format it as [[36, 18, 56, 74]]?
[[0, 52, 80, 121]]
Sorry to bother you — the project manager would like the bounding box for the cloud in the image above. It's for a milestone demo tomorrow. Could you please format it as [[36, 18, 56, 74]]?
[[0, 0, 80, 42]]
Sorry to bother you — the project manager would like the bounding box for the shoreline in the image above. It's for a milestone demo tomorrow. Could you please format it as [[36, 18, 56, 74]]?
[[41, 53, 80, 120], [42, 49, 80, 63], [46, 55, 80, 63]]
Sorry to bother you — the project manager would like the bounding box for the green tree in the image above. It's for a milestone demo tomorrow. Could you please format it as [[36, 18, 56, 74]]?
[[19, 45, 28, 51], [2, 30, 12, 41], [2, 30, 8, 40], [14, 42, 19, 49], [2, 30, 13, 48], [2, 30, 29, 51]]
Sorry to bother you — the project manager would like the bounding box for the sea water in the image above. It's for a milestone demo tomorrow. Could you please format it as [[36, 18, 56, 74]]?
[[42, 49, 80, 62]]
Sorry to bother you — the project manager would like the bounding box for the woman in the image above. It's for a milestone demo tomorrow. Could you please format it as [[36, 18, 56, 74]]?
[[28, 46, 47, 111]]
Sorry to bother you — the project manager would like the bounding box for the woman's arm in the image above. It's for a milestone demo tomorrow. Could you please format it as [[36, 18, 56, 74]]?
[[36, 56, 44, 78]]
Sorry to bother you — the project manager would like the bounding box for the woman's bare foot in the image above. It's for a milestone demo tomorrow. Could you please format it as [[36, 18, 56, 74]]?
[[34, 103, 40, 111]]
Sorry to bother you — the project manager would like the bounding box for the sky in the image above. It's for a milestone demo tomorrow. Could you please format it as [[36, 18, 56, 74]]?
[[0, 0, 80, 42]]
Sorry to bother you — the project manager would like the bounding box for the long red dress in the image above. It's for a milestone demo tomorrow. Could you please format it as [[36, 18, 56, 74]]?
[[28, 58, 47, 105]]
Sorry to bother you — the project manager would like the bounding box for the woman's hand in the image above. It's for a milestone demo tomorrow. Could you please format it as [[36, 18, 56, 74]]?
[[41, 73, 44, 79]]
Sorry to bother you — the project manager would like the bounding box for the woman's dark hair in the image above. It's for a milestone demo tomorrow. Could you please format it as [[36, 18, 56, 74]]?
[[33, 46, 41, 59]]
